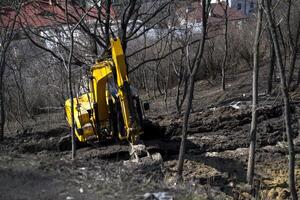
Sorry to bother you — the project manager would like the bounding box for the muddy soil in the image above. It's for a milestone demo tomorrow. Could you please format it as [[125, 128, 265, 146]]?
[[1, 67, 300, 199]]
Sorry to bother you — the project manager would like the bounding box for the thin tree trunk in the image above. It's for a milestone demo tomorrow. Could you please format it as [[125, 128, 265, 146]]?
[[0, 63, 5, 141], [164, 62, 171, 113], [278, 24, 288, 68], [175, 67, 183, 114], [177, 0, 210, 180], [104, 0, 111, 48], [153, 74, 157, 99], [287, 46, 298, 89], [64, 1, 93, 160], [246, 0, 263, 187], [156, 65, 163, 95], [221, 0, 228, 91], [175, 70, 188, 115], [142, 69, 150, 98], [65, 1, 77, 160], [265, 1, 297, 198], [68, 34, 76, 160], [177, 76, 195, 180], [297, 68, 300, 87], [286, 0, 300, 89], [267, 30, 275, 94], [12, 68, 31, 118]]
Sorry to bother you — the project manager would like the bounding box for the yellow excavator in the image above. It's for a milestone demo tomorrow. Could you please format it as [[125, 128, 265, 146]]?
[[63, 38, 150, 161]]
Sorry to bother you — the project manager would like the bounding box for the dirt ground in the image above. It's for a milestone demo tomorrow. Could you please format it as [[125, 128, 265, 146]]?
[[1, 66, 300, 200]]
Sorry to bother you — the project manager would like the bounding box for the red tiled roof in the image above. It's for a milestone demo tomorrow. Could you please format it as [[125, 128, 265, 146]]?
[[0, 0, 116, 29]]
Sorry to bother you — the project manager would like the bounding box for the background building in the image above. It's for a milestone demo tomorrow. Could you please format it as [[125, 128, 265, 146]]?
[[211, 0, 257, 15]]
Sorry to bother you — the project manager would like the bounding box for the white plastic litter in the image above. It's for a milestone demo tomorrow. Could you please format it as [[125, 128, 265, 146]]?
[[230, 101, 241, 109]]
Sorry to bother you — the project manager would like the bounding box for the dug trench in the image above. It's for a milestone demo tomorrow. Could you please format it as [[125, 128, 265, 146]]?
[[1, 101, 300, 199]]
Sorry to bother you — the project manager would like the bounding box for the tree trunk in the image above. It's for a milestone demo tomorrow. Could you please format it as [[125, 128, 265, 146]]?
[[175, 70, 188, 115], [177, 76, 195, 179], [0, 69, 5, 142], [286, 0, 300, 89], [287, 46, 298, 89], [267, 31, 275, 95], [104, 0, 111, 48], [297, 67, 300, 87], [142, 69, 150, 98], [69, 38, 76, 160], [175, 68, 183, 114], [221, 0, 228, 91], [65, 1, 77, 160], [156, 65, 163, 95], [177, 0, 209, 180], [246, 0, 263, 188], [265, 1, 297, 198], [0, 53, 7, 141], [164, 62, 171, 113]]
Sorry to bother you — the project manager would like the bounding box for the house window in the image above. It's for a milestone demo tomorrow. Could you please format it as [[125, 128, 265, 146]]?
[[250, 2, 254, 8], [237, 3, 242, 10]]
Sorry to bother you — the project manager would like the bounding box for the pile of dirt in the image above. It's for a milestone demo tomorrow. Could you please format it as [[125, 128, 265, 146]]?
[[159, 103, 299, 153]]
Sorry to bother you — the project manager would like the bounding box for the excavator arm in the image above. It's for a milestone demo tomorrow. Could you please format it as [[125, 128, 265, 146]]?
[[110, 38, 142, 143]]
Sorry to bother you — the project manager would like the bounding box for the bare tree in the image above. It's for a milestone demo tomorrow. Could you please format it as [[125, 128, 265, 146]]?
[[177, 0, 211, 180], [264, 0, 298, 198], [246, 0, 263, 188]]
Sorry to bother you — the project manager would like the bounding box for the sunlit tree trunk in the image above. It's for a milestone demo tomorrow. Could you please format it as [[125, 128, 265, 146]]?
[[246, 0, 263, 188]]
